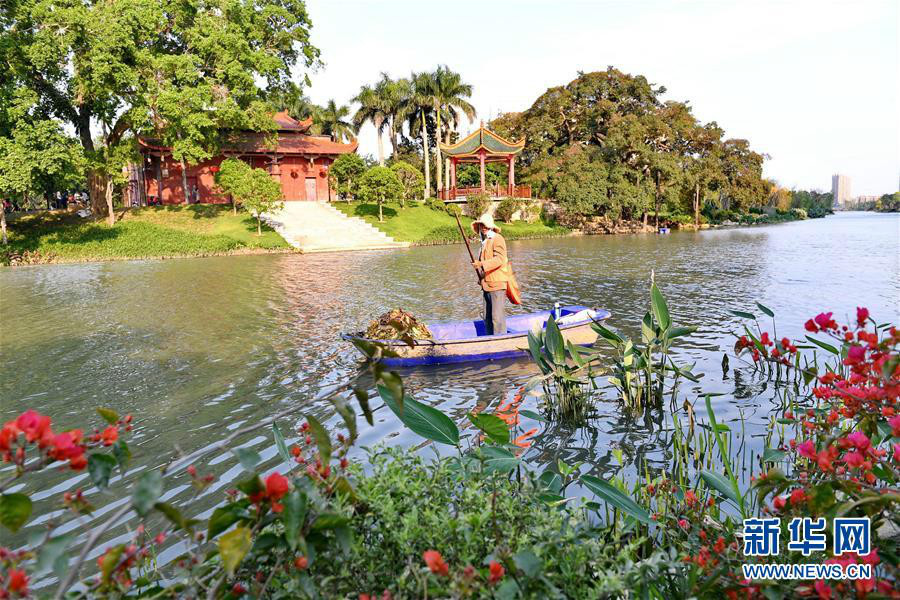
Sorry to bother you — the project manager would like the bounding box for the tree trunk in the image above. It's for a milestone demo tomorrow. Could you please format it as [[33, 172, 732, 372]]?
[[694, 183, 700, 228], [232, 195, 237, 215], [375, 116, 385, 166], [654, 171, 660, 229], [180, 157, 189, 205], [89, 170, 109, 218], [388, 121, 398, 157], [105, 177, 116, 226], [256, 215, 261, 236], [421, 111, 430, 200], [1, 205, 7, 245], [445, 129, 452, 195], [378, 198, 383, 222], [434, 108, 443, 196]]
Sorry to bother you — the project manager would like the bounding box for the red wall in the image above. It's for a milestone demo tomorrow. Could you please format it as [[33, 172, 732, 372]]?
[[144, 154, 334, 204]]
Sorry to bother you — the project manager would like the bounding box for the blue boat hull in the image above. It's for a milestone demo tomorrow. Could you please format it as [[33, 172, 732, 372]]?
[[342, 306, 611, 367]]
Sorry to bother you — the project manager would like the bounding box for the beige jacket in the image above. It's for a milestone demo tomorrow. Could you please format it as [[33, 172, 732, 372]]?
[[477, 233, 511, 292]]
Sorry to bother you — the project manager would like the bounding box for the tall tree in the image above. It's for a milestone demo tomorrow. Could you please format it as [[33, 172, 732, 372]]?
[[315, 100, 355, 143], [401, 72, 437, 199], [353, 76, 393, 166], [5, 0, 319, 223], [429, 66, 475, 195]]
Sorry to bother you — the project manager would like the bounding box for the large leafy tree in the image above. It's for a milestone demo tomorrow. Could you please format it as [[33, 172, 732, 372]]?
[[4, 0, 319, 223], [329, 153, 366, 201]]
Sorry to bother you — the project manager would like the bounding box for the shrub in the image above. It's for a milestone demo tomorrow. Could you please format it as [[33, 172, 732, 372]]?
[[329, 153, 367, 202], [215, 158, 283, 235], [790, 207, 808, 220], [445, 203, 462, 218], [389, 161, 424, 208], [425, 197, 444, 212], [465, 192, 490, 218], [495, 197, 519, 222], [357, 166, 403, 222]]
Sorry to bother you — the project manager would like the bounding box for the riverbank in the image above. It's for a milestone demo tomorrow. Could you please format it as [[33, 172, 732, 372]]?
[[1, 205, 291, 265], [332, 201, 571, 244]]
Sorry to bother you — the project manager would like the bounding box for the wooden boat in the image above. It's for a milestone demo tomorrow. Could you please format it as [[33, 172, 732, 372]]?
[[342, 305, 611, 367]]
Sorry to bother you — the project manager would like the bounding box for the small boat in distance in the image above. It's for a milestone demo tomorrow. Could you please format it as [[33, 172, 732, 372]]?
[[342, 305, 611, 367]]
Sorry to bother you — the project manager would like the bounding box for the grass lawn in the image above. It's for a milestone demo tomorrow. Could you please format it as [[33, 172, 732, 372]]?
[[3, 205, 290, 264], [332, 201, 571, 244]]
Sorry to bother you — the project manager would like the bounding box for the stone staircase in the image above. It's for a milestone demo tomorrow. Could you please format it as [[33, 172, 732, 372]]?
[[264, 201, 409, 253]]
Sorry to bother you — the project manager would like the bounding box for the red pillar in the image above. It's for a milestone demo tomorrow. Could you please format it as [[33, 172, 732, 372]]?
[[479, 150, 486, 194], [451, 157, 457, 198], [508, 155, 515, 197]]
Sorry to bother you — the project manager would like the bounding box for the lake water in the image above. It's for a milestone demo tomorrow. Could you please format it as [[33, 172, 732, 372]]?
[[1, 211, 898, 570]]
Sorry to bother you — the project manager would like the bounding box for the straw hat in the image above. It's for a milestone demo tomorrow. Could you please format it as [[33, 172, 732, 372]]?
[[471, 212, 501, 233]]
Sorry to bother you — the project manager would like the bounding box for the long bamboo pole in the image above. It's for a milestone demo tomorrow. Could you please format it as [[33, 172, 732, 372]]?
[[455, 213, 484, 283]]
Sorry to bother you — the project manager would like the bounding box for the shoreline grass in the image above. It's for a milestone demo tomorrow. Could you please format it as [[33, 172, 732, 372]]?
[[2, 205, 291, 265], [332, 201, 572, 244]]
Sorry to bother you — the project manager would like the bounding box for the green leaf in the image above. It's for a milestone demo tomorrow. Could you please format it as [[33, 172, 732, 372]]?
[[650, 283, 671, 330], [379, 386, 459, 446], [467, 412, 509, 444], [756, 302, 775, 318], [334, 524, 352, 556], [518, 409, 548, 423], [353, 386, 374, 426], [208, 506, 241, 540], [539, 470, 563, 493], [513, 549, 541, 577], [233, 448, 261, 473], [154, 502, 197, 532], [311, 512, 351, 531], [303, 414, 332, 464], [236, 475, 263, 497], [481, 446, 519, 473], [761, 448, 787, 463], [112, 440, 131, 470], [665, 326, 696, 341], [544, 316, 566, 365], [218, 526, 252, 576], [35, 533, 74, 576], [592, 322, 624, 347], [580, 475, 651, 524], [96, 407, 119, 425], [132, 471, 163, 517], [700, 470, 741, 507], [0, 493, 32, 533], [282, 489, 307, 551], [378, 371, 404, 413], [272, 423, 293, 470], [805, 336, 840, 355], [730, 310, 756, 320], [527, 330, 547, 371], [87, 453, 117, 490]]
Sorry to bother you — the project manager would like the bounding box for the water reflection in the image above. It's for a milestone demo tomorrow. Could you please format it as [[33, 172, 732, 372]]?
[[1, 212, 897, 574]]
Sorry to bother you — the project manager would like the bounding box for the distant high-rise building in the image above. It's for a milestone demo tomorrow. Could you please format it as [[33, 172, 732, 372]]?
[[832, 174, 851, 208]]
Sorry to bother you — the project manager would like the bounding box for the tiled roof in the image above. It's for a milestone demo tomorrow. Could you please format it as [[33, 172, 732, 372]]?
[[227, 132, 358, 155], [439, 125, 525, 157], [273, 110, 313, 132]]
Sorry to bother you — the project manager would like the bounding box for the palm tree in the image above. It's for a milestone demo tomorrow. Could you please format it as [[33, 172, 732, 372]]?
[[274, 89, 319, 121], [352, 77, 392, 166], [400, 71, 437, 199], [430, 66, 476, 195], [315, 99, 355, 143], [383, 76, 412, 157]]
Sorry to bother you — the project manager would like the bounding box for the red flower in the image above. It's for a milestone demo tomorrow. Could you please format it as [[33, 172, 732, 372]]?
[[789, 488, 807, 505], [856, 307, 869, 327], [844, 345, 865, 365], [678, 518, 689, 530], [713, 536, 726, 553], [684, 490, 698, 507], [773, 496, 786, 511], [804, 319, 818, 333], [488, 560, 505, 584], [846, 431, 871, 452], [101, 425, 119, 446], [423, 550, 449, 576], [265, 472, 289, 501], [231, 583, 246, 595], [893, 443, 900, 464], [814, 580, 832, 600], [16, 410, 51, 444], [843, 451, 864, 468], [814, 312, 835, 330], [888, 415, 900, 437], [294, 556, 308, 570], [797, 440, 816, 460], [7, 568, 29, 595]]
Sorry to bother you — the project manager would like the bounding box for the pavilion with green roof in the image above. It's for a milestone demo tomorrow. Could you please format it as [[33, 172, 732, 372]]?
[[438, 123, 530, 200]]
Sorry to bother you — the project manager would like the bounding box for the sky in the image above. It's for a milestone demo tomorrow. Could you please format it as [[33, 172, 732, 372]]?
[[299, 0, 898, 196]]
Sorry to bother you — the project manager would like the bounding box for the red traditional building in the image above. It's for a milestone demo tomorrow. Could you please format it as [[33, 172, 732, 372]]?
[[133, 112, 358, 205]]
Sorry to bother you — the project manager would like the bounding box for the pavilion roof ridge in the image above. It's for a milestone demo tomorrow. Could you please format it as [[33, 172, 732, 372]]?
[[438, 123, 525, 157]]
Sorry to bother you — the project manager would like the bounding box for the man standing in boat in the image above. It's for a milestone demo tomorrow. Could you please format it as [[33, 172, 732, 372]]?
[[470, 213, 511, 335]]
